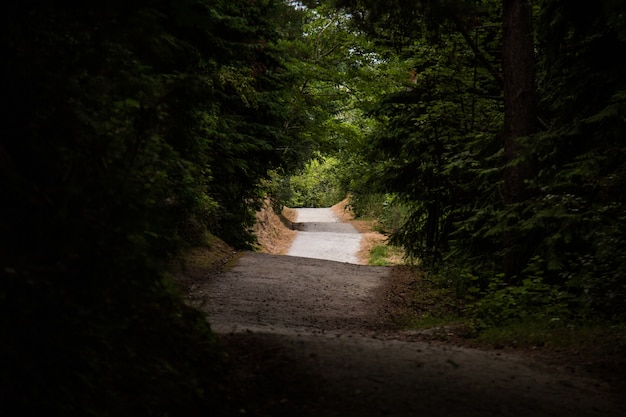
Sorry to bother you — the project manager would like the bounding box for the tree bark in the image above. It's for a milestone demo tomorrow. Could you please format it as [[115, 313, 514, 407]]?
[[502, 0, 536, 280]]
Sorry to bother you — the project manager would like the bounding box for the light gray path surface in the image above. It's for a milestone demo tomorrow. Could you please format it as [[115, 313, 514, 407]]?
[[287, 207, 362, 264]]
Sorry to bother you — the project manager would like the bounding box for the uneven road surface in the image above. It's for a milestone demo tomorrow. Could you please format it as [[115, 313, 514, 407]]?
[[189, 208, 622, 417], [287, 207, 362, 264]]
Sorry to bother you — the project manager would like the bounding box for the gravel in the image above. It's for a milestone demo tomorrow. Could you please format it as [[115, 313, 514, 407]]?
[[287, 207, 362, 264]]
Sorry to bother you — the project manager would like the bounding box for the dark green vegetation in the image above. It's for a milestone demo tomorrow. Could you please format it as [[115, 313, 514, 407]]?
[[324, 1, 626, 327], [2, 0, 625, 415], [1, 1, 315, 416], [280, 0, 626, 344]]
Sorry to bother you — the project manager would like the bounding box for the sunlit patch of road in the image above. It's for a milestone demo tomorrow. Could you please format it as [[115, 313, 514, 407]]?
[[287, 207, 362, 264]]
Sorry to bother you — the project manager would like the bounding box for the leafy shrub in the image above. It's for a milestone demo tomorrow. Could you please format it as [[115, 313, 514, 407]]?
[[288, 155, 345, 207], [348, 193, 409, 234], [470, 270, 573, 329]]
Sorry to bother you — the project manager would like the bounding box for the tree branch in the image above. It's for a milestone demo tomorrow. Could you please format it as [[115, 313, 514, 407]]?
[[451, 15, 504, 88]]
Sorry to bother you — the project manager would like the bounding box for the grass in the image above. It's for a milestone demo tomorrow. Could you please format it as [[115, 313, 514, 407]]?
[[369, 245, 391, 266], [475, 319, 626, 353], [398, 314, 468, 331], [368, 244, 406, 266]]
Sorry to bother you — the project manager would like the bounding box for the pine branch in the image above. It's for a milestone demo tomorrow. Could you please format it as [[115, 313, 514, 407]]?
[[452, 15, 503, 88]]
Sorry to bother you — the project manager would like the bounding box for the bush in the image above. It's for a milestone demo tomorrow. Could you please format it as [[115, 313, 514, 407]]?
[[288, 156, 345, 207], [470, 272, 573, 329]]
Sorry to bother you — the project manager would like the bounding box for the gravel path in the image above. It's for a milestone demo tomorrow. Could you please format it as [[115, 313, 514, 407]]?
[[287, 207, 362, 264], [187, 208, 623, 417], [196, 252, 387, 335]]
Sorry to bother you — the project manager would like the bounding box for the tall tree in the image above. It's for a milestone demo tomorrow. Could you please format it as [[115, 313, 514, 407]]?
[[327, 0, 626, 318], [501, 0, 537, 279], [331, 0, 506, 260]]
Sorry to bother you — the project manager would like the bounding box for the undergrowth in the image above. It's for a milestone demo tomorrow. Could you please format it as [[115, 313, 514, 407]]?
[[368, 244, 405, 266], [476, 320, 626, 353], [393, 265, 626, 356]]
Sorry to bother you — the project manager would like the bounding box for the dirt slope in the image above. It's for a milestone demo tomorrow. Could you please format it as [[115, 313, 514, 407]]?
[[253, 200, 298, 255]]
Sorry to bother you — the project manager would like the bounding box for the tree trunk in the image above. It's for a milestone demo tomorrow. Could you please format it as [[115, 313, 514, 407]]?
[[502, 0, 536, 280]]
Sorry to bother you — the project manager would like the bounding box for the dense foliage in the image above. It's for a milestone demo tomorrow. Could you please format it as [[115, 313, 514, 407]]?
[[285, 155, 346, 207], [322, 0, 626, 322], [525, 0, 626, 317], [1, 1, 309, 415]]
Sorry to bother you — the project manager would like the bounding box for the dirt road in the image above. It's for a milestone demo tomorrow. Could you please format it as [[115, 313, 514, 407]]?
[[287, 207, 361, 264], [188, 208, 622, 417]]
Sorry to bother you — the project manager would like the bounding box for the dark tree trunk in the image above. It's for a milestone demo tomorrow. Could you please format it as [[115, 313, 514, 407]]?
[[426, 200, 440, 258], [502, 0, 536, 280]]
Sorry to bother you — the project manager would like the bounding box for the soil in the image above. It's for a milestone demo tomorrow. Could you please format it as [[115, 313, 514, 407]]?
[[252, 199, 298, 255], [181, 203, 626, 417]]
